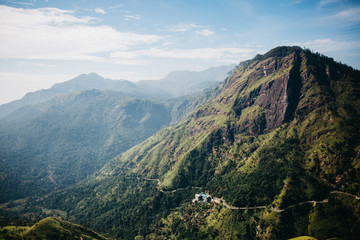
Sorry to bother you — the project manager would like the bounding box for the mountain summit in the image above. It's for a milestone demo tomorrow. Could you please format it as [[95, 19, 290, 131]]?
[[7, 46, 360, 239]]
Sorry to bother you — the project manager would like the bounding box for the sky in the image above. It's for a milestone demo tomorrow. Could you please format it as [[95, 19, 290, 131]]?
[[0, 0, 359, 104]]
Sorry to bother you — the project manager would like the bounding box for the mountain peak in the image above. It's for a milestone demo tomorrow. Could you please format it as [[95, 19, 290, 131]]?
[[88, 72, 102, 77], [70, 72, 105, 83], [238, 46, 301, 67], [220, 45, 358, 134]]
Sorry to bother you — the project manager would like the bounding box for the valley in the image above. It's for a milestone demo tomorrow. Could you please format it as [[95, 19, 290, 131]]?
[[1, 46, 359, 240], [0, 66, 230, 203]]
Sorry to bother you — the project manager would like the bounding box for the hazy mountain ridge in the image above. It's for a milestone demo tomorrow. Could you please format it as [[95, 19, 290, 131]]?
[[137, 65, 235, 97], [0, 66, 233, 119], [0, 73, 138, 119], [30, 46, 360, 239]]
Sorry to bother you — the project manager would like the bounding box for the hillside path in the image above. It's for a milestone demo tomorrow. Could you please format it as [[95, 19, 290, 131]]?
[[331, 191, 360, 199], [213, 190, 359, 212], [125, 174, 360, 213]]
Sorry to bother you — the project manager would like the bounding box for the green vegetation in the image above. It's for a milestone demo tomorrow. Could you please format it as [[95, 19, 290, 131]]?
[[150, 202, 254, 239], [2, 46, 359, 239], [288, 237, 318, 240], [0, 217, 109, 240], [0, 91, 172, 202], [0, 70, 222, 204]]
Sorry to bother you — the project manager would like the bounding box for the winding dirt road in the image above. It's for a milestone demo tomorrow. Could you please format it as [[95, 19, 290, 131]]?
[[127, 175, 360, 213], [212, 191, 359, 213]]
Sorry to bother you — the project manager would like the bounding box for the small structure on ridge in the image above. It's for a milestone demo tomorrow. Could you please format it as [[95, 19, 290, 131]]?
[[192, 192, 212, 203]]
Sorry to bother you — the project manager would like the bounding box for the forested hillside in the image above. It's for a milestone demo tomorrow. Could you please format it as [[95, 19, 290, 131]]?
[[0, 217, 109, 240], [29, 46, 360, 239], [0, 64, 230, 205], [0, 90, 172, 202]]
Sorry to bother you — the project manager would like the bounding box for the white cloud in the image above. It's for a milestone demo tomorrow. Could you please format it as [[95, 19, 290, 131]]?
[[18, 61, 55, 67], [168, 23, 214, 37], [195, 29, 215, 37], [293, 39, 360, 53], [6, 1, 33, 6], [109, 4, 123, 10], [318, 0, 341, 6], [94, 8, 106, 15], [0, 5, 93, 26], [111, 47, 255, 62], [331, 7, 360, 22], [168, 23, 208, 32], [112, 59, 146, 65], [124, 14, 141, 21], [0, 5, 163, 61]]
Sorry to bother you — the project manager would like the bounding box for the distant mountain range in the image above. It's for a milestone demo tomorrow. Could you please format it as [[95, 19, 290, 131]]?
[[1, 47, 359, 240], [0, 65, 232, 203], [137, 65, 234, 97], [0, 65, 234, 119]]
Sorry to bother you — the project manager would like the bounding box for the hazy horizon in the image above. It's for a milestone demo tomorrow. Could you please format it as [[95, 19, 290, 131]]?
[[1, 0, 359, 104], [0, 65, 234, 105]]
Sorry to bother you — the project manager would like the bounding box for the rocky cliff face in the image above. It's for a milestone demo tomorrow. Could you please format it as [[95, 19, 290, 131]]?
[[220, 46, 346, 135]]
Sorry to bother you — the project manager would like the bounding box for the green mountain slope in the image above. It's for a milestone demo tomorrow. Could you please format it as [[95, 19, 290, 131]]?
[[29, 46, 360, 239], [0, 217, 109, 240], [107, 46, 360, 201], [0, 90, 172, 202]]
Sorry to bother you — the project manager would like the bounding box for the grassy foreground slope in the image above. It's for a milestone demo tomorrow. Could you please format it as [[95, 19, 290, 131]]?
[[42, 46, 360, 239], [0, 217, 109, 240]]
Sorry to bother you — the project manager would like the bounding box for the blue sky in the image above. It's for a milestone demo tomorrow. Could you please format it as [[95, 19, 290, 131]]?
[[0, 0, 359, 104]]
